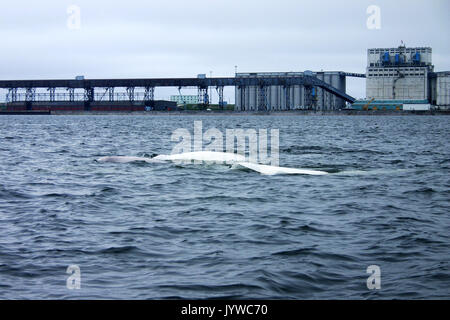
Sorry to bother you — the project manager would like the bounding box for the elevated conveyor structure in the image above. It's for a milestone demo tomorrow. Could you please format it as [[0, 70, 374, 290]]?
[[0, 75, 356, 111]]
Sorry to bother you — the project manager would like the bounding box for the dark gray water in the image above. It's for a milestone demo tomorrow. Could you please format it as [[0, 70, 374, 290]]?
[[0, 114, 449, 299]]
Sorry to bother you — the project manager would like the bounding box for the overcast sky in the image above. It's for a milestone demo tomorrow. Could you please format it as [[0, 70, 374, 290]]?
[[1, 0, 449, 101]]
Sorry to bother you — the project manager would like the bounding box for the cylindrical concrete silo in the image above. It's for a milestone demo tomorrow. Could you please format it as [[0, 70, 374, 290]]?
[[293, 85, 300, 108], [250, 86, 257, 111], [245, 86, 251, 111], [270, 86, 278, 110]]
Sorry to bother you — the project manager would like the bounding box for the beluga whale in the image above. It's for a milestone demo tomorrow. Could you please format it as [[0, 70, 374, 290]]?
[[97, 151, 329, 176]]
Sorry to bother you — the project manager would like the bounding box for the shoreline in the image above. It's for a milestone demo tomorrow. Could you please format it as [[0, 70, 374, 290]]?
[[0, 110, 449, 116]]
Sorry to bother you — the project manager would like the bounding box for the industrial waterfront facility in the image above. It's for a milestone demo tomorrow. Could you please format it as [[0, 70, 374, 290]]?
[[0, 44, 448, 113], [0, 74, 356, 113], [234, 71, 352, 111], [235, 44, 449, 111], [353, 44, 449, 111]]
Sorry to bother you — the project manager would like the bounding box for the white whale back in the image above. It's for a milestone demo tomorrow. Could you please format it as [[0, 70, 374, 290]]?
[[235, 162, 328, 176], [153, 151, 246, 163], [97, 151, 329, 176]]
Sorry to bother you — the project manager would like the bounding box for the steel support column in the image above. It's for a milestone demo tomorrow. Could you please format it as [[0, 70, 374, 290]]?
[[304, 85, 317, 110], [25, 88, 35, 110], [25, 88, 36, 102], [48, 87, 56, 102], [216, 86, 224, 109], [177, 87, 186, 109], [7, 88, 17, 102], [127, 87, 135, 103], [258, 85, 268, 111], [12, 88, 18, 102], [107, 87, 114, 101], [197, 87, 209, 108], [84, 87, 94, 102], [144, 86, 155, 102], [67, 88, 75, 102]]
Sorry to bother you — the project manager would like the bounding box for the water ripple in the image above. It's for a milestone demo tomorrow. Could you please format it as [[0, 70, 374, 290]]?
[[0, 115, 448, 299]]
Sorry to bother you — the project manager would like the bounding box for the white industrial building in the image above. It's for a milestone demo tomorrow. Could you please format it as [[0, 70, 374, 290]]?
[[235, 71, 346, 111], [366, 46, 433, 101], [362, 44, 450, 110], [430, 72, 450, 109]]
